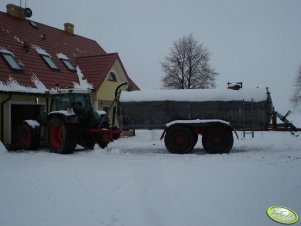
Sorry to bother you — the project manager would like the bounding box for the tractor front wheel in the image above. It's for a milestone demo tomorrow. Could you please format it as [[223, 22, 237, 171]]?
[[47, 117, 76, 154]]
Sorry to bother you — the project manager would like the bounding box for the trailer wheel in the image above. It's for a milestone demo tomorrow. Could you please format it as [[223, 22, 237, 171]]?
[[202, 125, 233, 154], [21, 123, 40, 150], [47, 117, 76, 154], [164, 126, 195, 154], [193, 133, 198, 145]]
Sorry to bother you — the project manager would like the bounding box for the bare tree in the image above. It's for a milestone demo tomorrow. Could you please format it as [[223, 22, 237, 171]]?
[[161, 34, 218, 89], [291, 64, 301, 107]]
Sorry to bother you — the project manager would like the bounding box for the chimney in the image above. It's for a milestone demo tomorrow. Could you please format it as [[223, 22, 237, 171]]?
[[6, 4, 25, 20], [64, 22, 74, 34]]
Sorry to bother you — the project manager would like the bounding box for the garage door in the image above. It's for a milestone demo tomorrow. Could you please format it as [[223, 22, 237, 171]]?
[[11, 104, 43, 145]]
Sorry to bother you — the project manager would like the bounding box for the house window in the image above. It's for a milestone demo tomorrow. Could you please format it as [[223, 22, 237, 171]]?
[[108, 72, 117, 82], [0, 52, 22, 71], [40, 54, 59, 70], [61, 59, 76, 72]]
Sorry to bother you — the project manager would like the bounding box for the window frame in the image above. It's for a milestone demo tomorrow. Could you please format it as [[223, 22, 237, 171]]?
[[0, 52, 23, 71], [107, 72, 117, 82], [61, 58, 76, 72], [39, 54, 59, 70]]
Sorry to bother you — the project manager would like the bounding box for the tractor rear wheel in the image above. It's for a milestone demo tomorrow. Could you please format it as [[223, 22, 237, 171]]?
[[47, 117, 76, 154], [164, 126, 195, 154], [202, 125, 233, 154], [21, 123, 40, 150]]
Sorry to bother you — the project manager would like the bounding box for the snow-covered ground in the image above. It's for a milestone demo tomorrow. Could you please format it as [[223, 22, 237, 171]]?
[[0, 126, 300, 226]]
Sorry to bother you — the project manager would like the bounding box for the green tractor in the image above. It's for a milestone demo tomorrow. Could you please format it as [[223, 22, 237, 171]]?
[[21, 88, 120, 154]]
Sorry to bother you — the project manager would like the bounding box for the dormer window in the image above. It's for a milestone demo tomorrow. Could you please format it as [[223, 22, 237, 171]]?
[[61, 59, 76, 71], [57, 53, 76, 72], [40, 54, 59, 70], [0, 52, 22, 71], [108, 72, 117, 82]]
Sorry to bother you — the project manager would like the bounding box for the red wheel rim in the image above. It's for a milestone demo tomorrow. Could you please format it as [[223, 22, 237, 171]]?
[[21, 127, 30, 146], [175, 135, 185, 145], [50, 124, 63, 148], [213, 134, 222, 145]]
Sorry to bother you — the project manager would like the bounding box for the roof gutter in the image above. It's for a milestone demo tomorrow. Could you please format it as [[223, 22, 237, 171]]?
[[1, 93, 12, 143]]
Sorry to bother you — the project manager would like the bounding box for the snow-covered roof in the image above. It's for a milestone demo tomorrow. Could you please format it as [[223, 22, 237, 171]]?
[[120, 88, 269, 103], [0, 11, 105, 94], [0, 74, 48, 94]]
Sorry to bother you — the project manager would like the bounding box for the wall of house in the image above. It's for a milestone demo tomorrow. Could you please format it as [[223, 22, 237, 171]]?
[[96, 60, 129, 103], [95, 60, 129, 127]]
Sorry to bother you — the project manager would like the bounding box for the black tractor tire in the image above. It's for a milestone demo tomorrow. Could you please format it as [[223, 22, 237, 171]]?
[[164, 126, 195, 154], [47, 117, 76, 154], [193, 133, 198, 146], [202, 125, 233, 154], [98, 142, 108, 149], [21, 123, 40, 150]]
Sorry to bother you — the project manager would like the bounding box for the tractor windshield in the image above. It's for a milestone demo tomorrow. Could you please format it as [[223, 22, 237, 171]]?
[[50, 93, 93, 112]]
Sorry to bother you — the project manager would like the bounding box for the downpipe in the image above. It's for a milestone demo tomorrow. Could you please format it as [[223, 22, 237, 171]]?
[[1, 94, 12, 142]]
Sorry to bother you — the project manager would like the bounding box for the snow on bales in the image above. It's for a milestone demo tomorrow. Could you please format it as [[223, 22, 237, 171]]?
[[119, 88, 270, 103], [73, 66, 93, 90]]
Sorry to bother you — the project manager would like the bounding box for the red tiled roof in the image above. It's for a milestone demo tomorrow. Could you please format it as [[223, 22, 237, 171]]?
[[77, 53, 140, 91], [0, 11, 106, 91]]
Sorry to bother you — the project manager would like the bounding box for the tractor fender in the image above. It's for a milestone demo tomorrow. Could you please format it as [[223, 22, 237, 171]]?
[[47, 110, 79, 124]]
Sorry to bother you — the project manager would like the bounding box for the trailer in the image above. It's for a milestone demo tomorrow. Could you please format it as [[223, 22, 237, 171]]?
[[117, 85, 299, 154]]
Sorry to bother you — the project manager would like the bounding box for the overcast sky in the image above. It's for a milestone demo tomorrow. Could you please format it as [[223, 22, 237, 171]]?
[[1, 0, 301, 112]]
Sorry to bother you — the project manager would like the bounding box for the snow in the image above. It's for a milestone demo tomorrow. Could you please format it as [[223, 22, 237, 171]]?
[[56, 53, 69, 60], [32, 44, 50, 56], [49, 109, 75, 116], [166, 119, 230, 127], [0, 46, 15, 55], [73, 66, 93, 89], [0, 74, 48, 94], [24, 120, 40, 129], [120, 88, 269, 102], [0, 140, 7, 152], [0, 125, 300, 226]]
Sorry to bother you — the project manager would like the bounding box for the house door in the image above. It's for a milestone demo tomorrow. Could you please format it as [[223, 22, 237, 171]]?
[[11, 104, 42, 145]]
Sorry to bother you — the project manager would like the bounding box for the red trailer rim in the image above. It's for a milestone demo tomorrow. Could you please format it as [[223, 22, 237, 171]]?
[[50, 124, 63, 148], [213, 134, 222, 145], [21, 127, 30, 146], [175, 135, 185, 145]]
